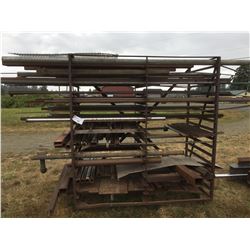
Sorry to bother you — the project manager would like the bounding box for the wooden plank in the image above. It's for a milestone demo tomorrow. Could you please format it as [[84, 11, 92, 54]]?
[[238, 157, 250, 164], [54, 130, 70, 148], [128, 178, 145, 192], [99, 178, 128, 195], [75, 197, 208, 210], [145, 173, 182, 183], [176, 165, 202, 186], [75, 180, 100, 194], [48, 165, 70, 214], [59, 165, 73, 190]]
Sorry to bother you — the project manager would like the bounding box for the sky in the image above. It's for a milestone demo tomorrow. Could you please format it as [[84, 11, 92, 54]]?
[[2, 32, 249, 58], [1, 32, 249, 90]]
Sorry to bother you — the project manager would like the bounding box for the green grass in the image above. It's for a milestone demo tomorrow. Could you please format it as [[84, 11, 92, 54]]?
[[1, 107, 68, 132], [1, 107, 250, 217], [220, 109, 250, 123], [1, 151, 250, 217]]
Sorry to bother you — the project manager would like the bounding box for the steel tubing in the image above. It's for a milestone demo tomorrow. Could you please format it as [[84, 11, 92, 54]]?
[[25, 116, 166, 122], [17, 69, 216, 77], [2, 55, 250, 66]]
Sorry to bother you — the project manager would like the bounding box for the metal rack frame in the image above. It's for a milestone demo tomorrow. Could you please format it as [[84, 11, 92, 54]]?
[[2, 53, 249, 213]]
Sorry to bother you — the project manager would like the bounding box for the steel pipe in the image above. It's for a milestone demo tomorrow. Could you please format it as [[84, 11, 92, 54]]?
[[25, 116, 166, 122], [2, 55, 250, 66]]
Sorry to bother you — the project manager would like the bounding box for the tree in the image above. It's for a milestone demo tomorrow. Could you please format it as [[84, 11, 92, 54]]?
[[40, 85, 48, 92], [231, 65, 250, 90]]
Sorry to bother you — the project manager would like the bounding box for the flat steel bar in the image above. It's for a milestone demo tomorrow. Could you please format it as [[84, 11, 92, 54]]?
[[74, 157, 161, 167], [75, 198, 209, 209]]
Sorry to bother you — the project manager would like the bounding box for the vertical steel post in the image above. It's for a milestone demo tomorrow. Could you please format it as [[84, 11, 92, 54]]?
[[68, 54, 74, 161], [189, 62, 216, 157], [185, 83, 191, 156], [144, 56, 149, 174], [210, 56, 221, 199], [68, 54, 77, 204]]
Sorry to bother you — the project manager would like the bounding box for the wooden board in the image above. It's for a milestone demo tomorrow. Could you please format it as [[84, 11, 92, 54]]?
[[238, 157, 250, 164], [76, 180, 100, 194], [176, 165, 202, 186], [99, 178, 128, 195], [128, 178, 146, 192]]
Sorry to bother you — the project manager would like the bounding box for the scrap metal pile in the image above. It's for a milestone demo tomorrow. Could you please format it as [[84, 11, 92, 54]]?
[[1, 54, 250, 213]]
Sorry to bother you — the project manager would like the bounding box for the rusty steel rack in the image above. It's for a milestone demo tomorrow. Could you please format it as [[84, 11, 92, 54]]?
[[2, 53, 250, 213]]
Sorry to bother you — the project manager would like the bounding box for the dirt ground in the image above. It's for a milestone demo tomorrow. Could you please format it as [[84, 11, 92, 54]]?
[[1, 108, 250, 217]]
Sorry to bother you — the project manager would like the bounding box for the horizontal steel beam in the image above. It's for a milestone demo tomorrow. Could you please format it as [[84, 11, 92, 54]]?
[[43, 104, 212, 112], [42, 97, 217, 103], [27, 96, 250, 105], [74, 157, 161, 167], [1, 77, 230, 85]]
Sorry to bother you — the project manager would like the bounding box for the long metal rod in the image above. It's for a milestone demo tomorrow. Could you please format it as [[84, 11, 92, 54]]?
[[25, 117, 166, 122], [215, 173, 248, 178], [144, 56, 149, 173], [1, 77, 231, 85]]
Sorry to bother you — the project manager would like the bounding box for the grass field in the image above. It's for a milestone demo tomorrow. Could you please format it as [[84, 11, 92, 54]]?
[[1, 107, 68, 132], [1, 107, 250, 217]]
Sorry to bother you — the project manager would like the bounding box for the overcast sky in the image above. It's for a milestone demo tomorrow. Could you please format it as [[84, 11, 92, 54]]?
[[1, 32, 249, 90], [2, 32, 249, 58]]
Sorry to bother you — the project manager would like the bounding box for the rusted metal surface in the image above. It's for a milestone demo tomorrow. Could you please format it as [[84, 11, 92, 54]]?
[[167, 123, 214, 138], [48, 164, 73, 214], [53, 130, 70, 148], [116, 156, 204, 179]]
